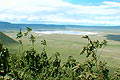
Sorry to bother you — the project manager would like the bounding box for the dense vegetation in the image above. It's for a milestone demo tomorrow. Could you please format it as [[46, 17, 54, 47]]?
[[0, 27, 120, 80]]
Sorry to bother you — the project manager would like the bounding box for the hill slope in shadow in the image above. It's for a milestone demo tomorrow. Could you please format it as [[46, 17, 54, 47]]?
[[0, 32, 18, 45]]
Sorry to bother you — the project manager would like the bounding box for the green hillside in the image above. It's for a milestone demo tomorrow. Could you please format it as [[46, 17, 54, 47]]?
[[0, 32, 18, 45]]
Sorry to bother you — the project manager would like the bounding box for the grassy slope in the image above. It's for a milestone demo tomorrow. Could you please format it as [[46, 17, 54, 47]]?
[[0, 32, 18, 45], [0, 32, 19, 54]]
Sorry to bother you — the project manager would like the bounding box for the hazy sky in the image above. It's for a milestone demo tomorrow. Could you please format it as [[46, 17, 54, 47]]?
[[0, 0, 120, 26]]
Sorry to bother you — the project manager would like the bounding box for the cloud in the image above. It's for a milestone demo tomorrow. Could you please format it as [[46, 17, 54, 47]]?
[[103, 1, 120, 7], [0, 0, 120, 26]]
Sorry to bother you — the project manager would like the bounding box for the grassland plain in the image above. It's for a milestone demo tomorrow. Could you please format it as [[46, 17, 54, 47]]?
[[3, 30, 120, 75]]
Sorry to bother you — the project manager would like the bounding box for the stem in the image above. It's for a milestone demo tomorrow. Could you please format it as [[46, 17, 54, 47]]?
[[96, 59, 98, 71], [98, 46, 105, 62], [94, 50, 98, 71], [3, 76, 4, 80], [19, 45, 21, 55], [21, 37, 23, 54], [22, 43, 23, 54], [32, 42, 34, 50]]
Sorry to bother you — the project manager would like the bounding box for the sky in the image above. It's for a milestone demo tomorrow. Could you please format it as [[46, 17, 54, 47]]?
[[0, 0, 120, 26]]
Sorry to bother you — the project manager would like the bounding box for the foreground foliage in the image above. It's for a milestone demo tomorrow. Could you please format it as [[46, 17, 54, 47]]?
[[0, 27, 120, 80]]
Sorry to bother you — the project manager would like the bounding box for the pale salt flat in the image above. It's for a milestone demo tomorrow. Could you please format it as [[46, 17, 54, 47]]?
[[34, 31, 98, 35]]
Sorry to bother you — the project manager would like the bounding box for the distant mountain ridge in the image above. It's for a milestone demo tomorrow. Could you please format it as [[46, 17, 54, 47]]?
[[0, 21, 120, 31], [0, 21, 68, 30]]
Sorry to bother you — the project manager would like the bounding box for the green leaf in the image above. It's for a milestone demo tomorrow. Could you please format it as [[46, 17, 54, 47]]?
[[27, 27, 32, 32], [16, 29, 23, 39], [80, 47, 86, 55], [24, 32, 28, 36], [82, 35, 89, 39], [41, 39, 47, 46], [86, 52, 91, 58], [19, 40, 22, 44], [30, 34, 36, 43]]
